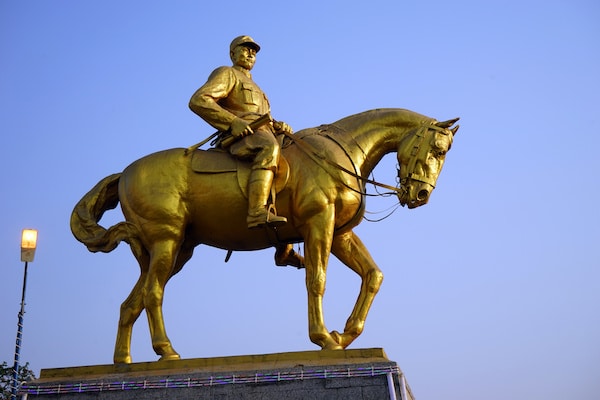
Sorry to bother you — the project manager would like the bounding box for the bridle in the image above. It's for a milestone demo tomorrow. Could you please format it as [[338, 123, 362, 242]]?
[[399, 121, 453, 189]]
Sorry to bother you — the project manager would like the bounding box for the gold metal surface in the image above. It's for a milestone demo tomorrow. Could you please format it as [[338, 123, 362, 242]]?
[[71, 108, 458, 363]]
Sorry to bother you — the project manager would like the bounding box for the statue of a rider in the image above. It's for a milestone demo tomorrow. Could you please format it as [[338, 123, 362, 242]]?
[[189, 35, 303, 268]]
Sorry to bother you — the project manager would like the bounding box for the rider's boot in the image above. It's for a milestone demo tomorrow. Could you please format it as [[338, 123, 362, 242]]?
[[275, 244, 305, 268], [247, 169, 287, 229]]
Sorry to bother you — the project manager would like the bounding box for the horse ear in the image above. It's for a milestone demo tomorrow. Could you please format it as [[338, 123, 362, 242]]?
[[451, 125, 459, 136], [436, 118, 460, 129]]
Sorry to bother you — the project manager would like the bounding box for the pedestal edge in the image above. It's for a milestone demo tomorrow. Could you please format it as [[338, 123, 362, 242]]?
[[38, 348, 390, 381]]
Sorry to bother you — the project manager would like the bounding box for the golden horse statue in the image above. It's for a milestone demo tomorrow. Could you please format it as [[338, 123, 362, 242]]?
[[71, 108, 459, 363]]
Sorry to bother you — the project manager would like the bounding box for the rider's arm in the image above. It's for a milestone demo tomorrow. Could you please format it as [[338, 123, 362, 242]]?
[[189, 67, 240, 132]]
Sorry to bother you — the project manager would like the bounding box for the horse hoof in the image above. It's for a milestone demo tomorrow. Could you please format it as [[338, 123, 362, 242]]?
[[159, 353, 181, 361], [331, 330, 343, 345], [330, 330, 353, 349], [320, 332, 343, 350]]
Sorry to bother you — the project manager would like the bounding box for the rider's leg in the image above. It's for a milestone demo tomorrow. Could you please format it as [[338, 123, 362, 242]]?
[[229, 129, 287, 229], [275, 243, 305, 268], [247, 168, 287, 228]]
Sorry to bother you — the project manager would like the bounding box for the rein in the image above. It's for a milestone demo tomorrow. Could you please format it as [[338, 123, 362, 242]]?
[[281, 121, 436, 196], [281, 130, 401, 196]]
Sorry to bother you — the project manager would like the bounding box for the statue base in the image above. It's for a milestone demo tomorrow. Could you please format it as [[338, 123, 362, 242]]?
[[22, 348, 413, 399]]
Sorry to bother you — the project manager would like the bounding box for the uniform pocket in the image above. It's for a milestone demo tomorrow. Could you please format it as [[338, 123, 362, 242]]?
[[241, 83, 257, 105]]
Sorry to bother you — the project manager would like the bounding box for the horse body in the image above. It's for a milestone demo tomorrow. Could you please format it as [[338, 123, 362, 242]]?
[[71, 108, 458, 363]]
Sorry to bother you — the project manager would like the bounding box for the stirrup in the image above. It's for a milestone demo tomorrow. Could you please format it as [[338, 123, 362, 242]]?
[[247, 209, 287, 229]]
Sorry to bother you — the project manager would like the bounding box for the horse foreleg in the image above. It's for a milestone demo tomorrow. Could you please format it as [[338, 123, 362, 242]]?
[[303, 209, 342, 350], [330, 231, 384, 348], [143, 239, 181, 361]]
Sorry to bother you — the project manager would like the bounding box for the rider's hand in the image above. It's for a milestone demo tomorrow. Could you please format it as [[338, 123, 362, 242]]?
[[230, 118, 253, 138], [273, 120, 293, 135]]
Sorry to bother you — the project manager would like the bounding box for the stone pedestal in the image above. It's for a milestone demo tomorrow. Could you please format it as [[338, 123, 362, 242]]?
[[21, 348, 413, 399]]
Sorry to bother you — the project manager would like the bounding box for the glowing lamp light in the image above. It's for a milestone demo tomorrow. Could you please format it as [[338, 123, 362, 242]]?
[[20, 229, 38, 262], [12, 228, 38, 399]]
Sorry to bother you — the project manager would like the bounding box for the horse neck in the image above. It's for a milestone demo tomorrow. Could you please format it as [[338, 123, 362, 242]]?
[[331, 109, 431, 177]]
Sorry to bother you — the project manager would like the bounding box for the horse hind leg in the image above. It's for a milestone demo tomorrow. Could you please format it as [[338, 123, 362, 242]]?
[[114, 247, 150, 364], [115, 235, 193, 363], [114, 274, 146, 363], [143, 238, 185, 361]]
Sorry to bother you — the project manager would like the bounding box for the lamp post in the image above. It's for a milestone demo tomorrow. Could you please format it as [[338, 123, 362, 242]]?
[[11, 229, 38, 400]]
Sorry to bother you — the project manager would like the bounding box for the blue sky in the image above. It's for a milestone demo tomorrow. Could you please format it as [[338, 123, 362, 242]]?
[[1, 1, 599, 399]]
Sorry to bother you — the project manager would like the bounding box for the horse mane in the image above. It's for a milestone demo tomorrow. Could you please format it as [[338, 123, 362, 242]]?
[[290, 109, 432, 144], [333, 108, 433, 130]]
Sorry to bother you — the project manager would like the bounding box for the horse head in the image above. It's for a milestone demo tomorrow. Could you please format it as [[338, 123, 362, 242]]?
[[397, 118, 459, 208]]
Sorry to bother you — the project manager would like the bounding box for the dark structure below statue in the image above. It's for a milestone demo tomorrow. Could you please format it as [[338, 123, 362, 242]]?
[[21, 348, 413, 399]]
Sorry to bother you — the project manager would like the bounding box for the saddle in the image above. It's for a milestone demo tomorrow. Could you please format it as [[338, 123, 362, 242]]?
[[190, 148, 290, 198]]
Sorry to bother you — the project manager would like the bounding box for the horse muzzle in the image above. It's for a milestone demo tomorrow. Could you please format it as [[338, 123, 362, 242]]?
[[398, 182, 433, 209]]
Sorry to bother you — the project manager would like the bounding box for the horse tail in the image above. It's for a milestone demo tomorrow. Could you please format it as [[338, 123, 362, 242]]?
[[70, 173, 142, 255]]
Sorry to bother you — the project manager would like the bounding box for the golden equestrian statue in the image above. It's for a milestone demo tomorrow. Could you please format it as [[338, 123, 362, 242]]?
[[70, 37, 459, 364]]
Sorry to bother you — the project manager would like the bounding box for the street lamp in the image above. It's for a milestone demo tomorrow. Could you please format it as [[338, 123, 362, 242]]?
[[11, 229, 38, 400]]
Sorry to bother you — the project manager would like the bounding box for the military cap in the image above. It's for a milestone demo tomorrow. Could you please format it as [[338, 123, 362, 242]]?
[[230, 35, 261, 53]]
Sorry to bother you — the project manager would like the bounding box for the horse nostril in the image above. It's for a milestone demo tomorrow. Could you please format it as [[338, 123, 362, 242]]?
[[417, 189, 429, 201]]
